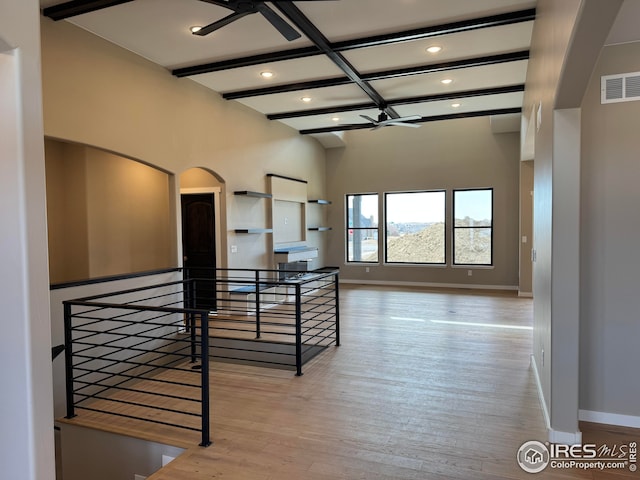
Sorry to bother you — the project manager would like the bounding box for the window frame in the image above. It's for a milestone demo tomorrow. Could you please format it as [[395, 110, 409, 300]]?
[[345, 193, 380, 264], [452, 188, 494, 266], [383, 189, 447, 265]]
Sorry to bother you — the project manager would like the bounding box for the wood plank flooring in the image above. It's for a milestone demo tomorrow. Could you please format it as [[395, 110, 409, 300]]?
[[63, 285, 639, 479]]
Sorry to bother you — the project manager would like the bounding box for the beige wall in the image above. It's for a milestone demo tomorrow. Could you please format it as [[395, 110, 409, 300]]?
[[45, 140, 173, 283], [580, 40, 640, 421], [325, 116, 521, 288], [41, 18, 327, 272]]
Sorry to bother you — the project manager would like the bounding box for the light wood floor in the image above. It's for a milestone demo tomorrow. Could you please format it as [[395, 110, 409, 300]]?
[[64, 285, 639, 479]]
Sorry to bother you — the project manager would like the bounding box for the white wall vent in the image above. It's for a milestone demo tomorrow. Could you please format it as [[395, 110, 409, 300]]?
[[601, 72, 640, 103]]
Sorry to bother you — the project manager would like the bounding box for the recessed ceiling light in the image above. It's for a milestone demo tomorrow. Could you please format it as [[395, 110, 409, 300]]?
[[189, 25, 202, 34], [440, 78, 453, 85], [426, 45, 442, 54], [332, 117, 340, 122], [451, 103, 461, 108], [301, 96, 312, 103], [260, 71, 274, 79]]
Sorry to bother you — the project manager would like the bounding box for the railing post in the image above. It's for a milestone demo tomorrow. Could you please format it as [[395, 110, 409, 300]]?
[[63, 302, 76, 418], [334, 272, 340, 347], [254, 270, 261, 339], [190, 311, 197, 364], [199, 311, 211, 446], [295, 283, 303, 376]]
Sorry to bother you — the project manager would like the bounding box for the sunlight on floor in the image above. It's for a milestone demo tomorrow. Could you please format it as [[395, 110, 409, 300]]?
[[391, 316, 533, 330]]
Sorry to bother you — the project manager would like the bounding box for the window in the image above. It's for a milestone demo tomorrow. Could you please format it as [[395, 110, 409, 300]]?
[[453, 189, 493, 265], [346, 194, 379, 262], [385, 191, 445, 264]]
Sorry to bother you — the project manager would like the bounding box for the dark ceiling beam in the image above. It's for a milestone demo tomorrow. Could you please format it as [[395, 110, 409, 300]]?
[[222, 50, 528, 100], [171, 8, 535, 77], [173, 46, 320, 77], [42, 0, 135, 20], [363, 50, 529, 81], [272, 2, 395, 116], [299, 107, 522, 135], [330, 8, 536, 51], [267, 84, 525, 120]]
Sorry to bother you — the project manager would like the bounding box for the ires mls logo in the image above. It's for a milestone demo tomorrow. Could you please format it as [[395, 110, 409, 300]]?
[[517, 440, 638, 474], [517, 441, 550, 473]]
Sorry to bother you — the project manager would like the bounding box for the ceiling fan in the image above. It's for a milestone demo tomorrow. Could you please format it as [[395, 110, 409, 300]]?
[[360, 111, 422, 130], [194, 1, 336, 41]]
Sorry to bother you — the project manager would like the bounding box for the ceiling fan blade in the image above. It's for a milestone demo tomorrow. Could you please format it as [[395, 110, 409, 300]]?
[[257, 3, 301, 41], [389, 115, 421, 123], [193, 11, 250, 36], [385, 121, 421, 128], [359, 115, 378, 124]]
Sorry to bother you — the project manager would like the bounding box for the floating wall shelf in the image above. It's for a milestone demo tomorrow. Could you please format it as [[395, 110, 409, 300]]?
[[234, 228, 273, 234], [234, 191, 273, 198], [308, 199, 331, 205], [308, 227, 332, 231]]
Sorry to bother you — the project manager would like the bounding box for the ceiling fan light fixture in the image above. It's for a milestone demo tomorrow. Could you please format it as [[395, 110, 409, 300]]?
[[426, 45, 442, 54], [189, 25, 203, 34]]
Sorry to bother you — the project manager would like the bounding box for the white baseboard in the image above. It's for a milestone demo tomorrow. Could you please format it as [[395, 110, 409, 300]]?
[[530, 355, 551, 431], [518, 291, 533, 298], [339, 278, 518, 291], [530, 355, 583, 444], [549, 429, 582, 445], [579, 410, 640, 429]]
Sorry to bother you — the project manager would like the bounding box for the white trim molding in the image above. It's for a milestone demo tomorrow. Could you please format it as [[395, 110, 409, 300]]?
[[530, 355, 550, 431], [339, 279, 518, 291], [530, 355, 583, 445], [549, 429, 582, 446], [579, 410, 640, 429]]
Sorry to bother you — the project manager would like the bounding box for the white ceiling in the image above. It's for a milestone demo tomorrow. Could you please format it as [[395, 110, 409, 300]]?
[[40, 0, 538, 138], [38, 0, 640, 142]]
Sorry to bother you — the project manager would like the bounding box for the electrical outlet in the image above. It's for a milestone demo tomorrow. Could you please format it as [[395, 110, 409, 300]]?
[[467, 270, 472, 276], [365, 267, 370, 273], [230, 245, 237, 254]]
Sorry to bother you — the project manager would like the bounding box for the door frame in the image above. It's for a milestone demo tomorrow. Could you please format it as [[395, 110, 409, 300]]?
[[180, 187, 222, 269]]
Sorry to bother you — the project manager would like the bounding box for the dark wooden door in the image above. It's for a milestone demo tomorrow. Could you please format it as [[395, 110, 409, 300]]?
[[181, 194, 217, 310]]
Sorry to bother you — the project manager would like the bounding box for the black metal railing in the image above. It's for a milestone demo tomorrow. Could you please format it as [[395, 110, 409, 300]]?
[[184, 267, 340, 376], [63, 280, 211, 446], [60, 266, 339, 447]]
